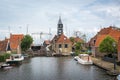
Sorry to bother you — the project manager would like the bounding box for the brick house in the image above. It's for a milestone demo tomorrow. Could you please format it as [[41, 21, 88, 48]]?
[[43, 40, 50, 47], [10, 34, 24, 52], [88, 26, 120, 61], [70, 37, 84, 52], [51, 17, 72, 55], [51, 34, 72, 55], [0, 38, 11, 54]]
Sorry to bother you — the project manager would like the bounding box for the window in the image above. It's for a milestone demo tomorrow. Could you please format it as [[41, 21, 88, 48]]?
[[59, 44, 62, 48], [64, 44, 68, 48]]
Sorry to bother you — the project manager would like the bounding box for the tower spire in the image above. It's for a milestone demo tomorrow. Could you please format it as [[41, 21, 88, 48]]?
[[58, 16, 62, 24], [57, 16, 63, 36]]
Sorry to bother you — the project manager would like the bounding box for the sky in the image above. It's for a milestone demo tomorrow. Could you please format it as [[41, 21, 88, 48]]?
[[0, 0, 120, 43]]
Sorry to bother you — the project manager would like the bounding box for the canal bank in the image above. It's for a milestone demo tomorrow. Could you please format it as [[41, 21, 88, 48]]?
[[92, 57, 120, 75]]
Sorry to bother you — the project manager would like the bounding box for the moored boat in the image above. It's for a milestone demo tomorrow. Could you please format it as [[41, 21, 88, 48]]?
[[1, 63, 10, 68], [0, 63, 12, 69], [74, 56, 79, 61], [6, 54, 24, 65], [77, 54, 93, 65]]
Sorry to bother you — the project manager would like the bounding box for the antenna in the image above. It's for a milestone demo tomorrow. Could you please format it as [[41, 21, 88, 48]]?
[[26, 24, 29, 34]]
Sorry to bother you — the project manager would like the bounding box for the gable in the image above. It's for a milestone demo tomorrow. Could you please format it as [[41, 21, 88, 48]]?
[[56, 34, 71, 43], [0, 39, 8, 51], [10, 34, 24, 50], [95, 35, 107, 47]]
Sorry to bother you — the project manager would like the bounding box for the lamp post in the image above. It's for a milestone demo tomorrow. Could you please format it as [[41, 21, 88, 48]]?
[[113, 42, 116, 71]]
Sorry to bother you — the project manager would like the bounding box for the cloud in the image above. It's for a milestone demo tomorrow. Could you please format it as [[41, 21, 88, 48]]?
[[0, 0, 120, 41]]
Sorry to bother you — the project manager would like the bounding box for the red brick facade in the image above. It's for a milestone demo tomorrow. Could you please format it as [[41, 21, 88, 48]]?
[[89, 26, 120, 61]]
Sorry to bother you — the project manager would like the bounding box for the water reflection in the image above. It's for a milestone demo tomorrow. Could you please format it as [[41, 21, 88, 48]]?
[[0, 57, 114, 80]]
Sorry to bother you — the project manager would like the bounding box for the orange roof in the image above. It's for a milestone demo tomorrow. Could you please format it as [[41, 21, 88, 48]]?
[[109, 29, 120, 42], [98, 27, 112, 35], [0, 39, 8, 51], [95, 35, 107, 47], [10, 34, 24, 50], [93, 26, 120, 47], [56, 34, 71, 43], [74, 37, 84, 42]]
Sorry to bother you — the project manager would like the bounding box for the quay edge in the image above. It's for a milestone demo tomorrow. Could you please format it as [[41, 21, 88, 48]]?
[[92, 57, 120, 76]]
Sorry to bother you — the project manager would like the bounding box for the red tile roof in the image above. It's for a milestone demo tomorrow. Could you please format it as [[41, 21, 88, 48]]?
[[90, 26, 120, 47], [98, 27, 112, 35], [10, 34, 24, 50], [56, 34, 71, 43], [95, 35, 107, 47], [109, 28, 120, 42], [0, 39, 8, 51], [74, 37, 84, 43]]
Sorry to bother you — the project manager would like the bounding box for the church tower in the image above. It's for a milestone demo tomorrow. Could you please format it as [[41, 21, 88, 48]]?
[[57, 16, 63, 36]]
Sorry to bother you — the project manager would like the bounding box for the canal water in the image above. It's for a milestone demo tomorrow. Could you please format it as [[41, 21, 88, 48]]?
[[0, 57, 115, 80]]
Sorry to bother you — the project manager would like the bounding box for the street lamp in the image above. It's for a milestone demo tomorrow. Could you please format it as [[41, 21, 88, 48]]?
[[113, 42, 116, 71]]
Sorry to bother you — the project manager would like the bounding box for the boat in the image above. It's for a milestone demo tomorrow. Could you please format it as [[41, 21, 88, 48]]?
[[6, 54, 24, 65], [1, 63, 10, 68], [0, 63, 12, 69], [6, 43, 24, 65], [77, 54, 93, 65], [74, 56, 79, 61], [3, 66, 12, 70]]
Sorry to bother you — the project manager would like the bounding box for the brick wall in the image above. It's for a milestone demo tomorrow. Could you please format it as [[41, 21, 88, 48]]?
[[118, 38, 120, 62]]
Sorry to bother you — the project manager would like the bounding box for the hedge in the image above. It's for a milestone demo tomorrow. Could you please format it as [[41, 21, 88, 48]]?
[[0, 53, 11, 62]]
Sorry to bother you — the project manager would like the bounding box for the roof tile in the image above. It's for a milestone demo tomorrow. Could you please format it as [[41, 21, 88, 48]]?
[[56, 34, 71, 43], [10, 34, 24, 50]]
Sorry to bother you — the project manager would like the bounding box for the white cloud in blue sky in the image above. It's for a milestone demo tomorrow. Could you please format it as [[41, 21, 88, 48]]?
[[0, 0, 120, 42]]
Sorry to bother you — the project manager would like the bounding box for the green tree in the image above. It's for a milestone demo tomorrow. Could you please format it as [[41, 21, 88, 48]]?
[[99, 36, 117, 55], [21, 35, 33, 51], [74, 42, 82, 55], [70, 37, 75, 43]]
